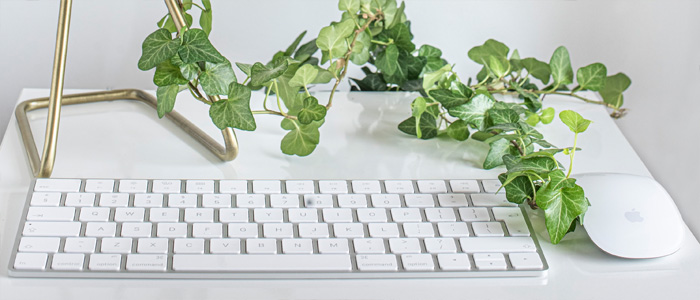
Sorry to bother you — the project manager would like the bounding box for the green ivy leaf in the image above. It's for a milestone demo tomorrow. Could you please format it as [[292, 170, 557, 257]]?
[[156, 84, 179, 118], [288, 64, 319, 88], [297, 96, 327, 124], [576, 63, 607, 91], [154, 59, 188, 86], [178, 28, 225, 64], [448, 94, 495, 130], [599, 73, 631, 109], [339, 0, 360, 12], [200, 61, 237, 95], [200, 9, 213, 36], [521, 58, 551, 85], [484, 139, 513, 169], [549, 46, 574, 87], [447, 120, 470, 141], [375, 44, 400, 76], [208, 82, 256, 130], [351, 74, 387, 91], [398, 113, 438, 139], [311, 66, 334, 84], [559, 110, 591, 134], [422, 64, 451, 90], [235, 62, 252, 76], [508, 156, 558, 174], [405, 55, 427, 80], [294, 39, 319, 63], [250, 59, 289, 87], [488, 56, 509, 78], [536, 171, 588, 244], [500, 174, 535, 205], [316, 19, 355, 59], [540, 107, 555, 124], [418, 44, 442, 58], [171, 55, 199, 81], [486, 108, 520, 125], [272, 60, 304, 110], [280, 119, 322, 156], [138, 29, 181, 71], [428, 89, 469, 109], [468, 39, 509, 65]]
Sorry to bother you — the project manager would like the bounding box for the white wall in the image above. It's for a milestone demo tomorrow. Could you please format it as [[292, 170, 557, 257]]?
[[1, 0, 699, 236]]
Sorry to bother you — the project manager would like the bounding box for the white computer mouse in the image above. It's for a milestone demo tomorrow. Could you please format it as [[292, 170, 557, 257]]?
[[574, 173, 685, 259]]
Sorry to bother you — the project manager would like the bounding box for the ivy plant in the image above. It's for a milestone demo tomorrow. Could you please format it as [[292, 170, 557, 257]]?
[[139, 0, 631, 244]]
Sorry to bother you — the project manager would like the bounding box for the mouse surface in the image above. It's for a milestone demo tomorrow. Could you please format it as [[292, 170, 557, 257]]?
[[575, 173, 685, 259]]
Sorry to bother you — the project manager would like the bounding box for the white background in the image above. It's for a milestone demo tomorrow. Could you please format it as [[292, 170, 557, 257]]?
[[0, 0, 698, 237]]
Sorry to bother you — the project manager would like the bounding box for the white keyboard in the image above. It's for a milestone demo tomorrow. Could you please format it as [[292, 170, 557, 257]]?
[[9, 178, 548, 279]]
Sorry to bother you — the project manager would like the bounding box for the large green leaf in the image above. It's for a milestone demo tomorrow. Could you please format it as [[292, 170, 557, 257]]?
[[448, 94, 495, 130], [288, 64, 319, 88], [521, 58, 551, 85], [380, 22, 414, 52], [418, 44, 442, 58], [339, 0, 360, 12], [199, 61, 236, 95], [156, 84, 179, 118], [209, 82, 256, 130], [500, 174, 535, 205], [138, 29, 181, 71], [599, 73, 631, 109], [294, 39, 319, 62], [316, 19, 355, 59], [178, 29, 225, 64], [398, 113, 438, 139], [507, 156, 558, 174], [154, 59, 188, 87], [428, 89, 468, 109], [559, 110, 591, 134], [467, 39, 509, 65], [486, 108, 520, 126], [536, 171, 588, 244], [549, 46, 574, 87], [250, 59, 289, 87], [375, 44, 400, 76], [297, 96, 327, 125], [280, 119, 322, 156], [447, 120, 470, 141], [488, 56, 510, 78], [576, 63, 607, 91], [484, 138, 513, 169], [351, 74, 387, 91]]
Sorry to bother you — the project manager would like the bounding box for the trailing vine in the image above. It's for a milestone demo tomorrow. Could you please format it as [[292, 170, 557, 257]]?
[[138, 0, 631, 244]]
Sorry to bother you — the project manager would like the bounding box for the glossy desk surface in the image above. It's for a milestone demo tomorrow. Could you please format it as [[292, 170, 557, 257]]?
[[1, 89, 699, 299]]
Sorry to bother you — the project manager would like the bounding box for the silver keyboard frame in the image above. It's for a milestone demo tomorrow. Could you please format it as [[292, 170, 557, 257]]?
[[8, 178, 549, 279]]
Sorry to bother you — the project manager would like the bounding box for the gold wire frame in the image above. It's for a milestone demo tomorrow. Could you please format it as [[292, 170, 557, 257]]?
[[15, 0, 238, 178]]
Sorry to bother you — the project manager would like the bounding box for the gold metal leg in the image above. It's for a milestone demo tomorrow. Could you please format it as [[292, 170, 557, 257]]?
[[17, 0, 239, 178]]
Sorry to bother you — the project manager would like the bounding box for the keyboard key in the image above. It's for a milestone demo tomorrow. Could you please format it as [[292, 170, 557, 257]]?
[[437, 222, 470, 237], [63, 237, 96, 253], [14, 253, 48, 270], [51, 253, 84, 270], [282, 238, 313, 254], [509, 253, 544, 270], [322, 208, 353, 223], [356, 254, 398, 271], [437, 253, 471, 270], [449, 180, 480, 193], [424, 238, 457, 253], [119, 180, 148, 193], [30, 192, 61, 206], [404, 194, 435, 207], [425, 208, 457, 222], [26, 207, 75, 221], [285, 180, 315, 194], [114, 207, 145, 222], [23, 221, 81, 237], [219, 180, 248, 193], [388, 238, 421, 254], [317, 238, 350, 254], [137, 238, 169, 254], [318, 180, 348, 194], [98, 193, 128, 207], [401, 254, 434, 271], [384, 180, 414, 194], [253, 180, 281, 194], [337, 194, 368, 208], [353, 238, 386, 254], [134, 194, 164, 207], [34, 178, 81, 192], [304, 194, 334, 208], [472, 222, 505, 237], [352, 180, 381, 194], [402, 223, 435, 237], [173, 254, 352, 271], [492, 207, 530, 237], [18, 237, 61, 253], [186, 180, 214, 193], [88, 254, 121, 271], [270, 194, 300, 208], [184, 208, 214, 222], [356, 208, 387, 222], [473, 253, 507, 270], [333, 223, 365, 238], [471, 194, 516, 207], [192, 223, 223, 238], [371, 194, 401, 207], [174, 238, 205, 254], [149, 208, 180, 222], [368, 223, 400, 238], [126, 254, 167, 271], [228, 223, 258, 238], [168, 194, 198, 208], [209, 238, 241, 254], [79, 207, 110, 222], [85, 179, 115, 193], [459, 237, 536, 253], [288, 208, 318, 223], [390, 208, 422, 222], [417, 180, 447, 193], [66, 193, 97, 207], [236, 194, 266, 208], [246, 238, 278, 254], [482, 180, 505, 193], [218, 208, 249, 223], [121, 222, 152, 237], [437, 194, 469, 207], [298, 223, 330, 238], [202, 194, 232, 208], [151, 180, 181, 193], [459, 207, 490, 222], [85, 222, 117, 237], [156, 223, 188, 238], [263, 223, 293, 238], [254, 208, 284, 223], [101, 237, 133, 254]]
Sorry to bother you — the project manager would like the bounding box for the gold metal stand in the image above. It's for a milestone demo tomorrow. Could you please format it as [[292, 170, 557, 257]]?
[[16, 0, 238, 178]]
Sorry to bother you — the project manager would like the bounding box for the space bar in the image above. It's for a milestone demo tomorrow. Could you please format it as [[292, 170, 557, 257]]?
[[173, 254, 353, 271]]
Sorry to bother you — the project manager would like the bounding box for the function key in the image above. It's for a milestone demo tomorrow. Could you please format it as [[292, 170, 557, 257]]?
[[253, 180, 281, 194], [118, 180, 148, 193], [34, 178, 81, 192], [318, 180, 348, 194], [85, 179, 115, 193], [186, 180, 214, 193], [482, 180, 505, 193], [285, 180, 315, 194], [384, 180, 414, 194], [417, 180, 447, 193], [351, 180, 381, 194], [220, 180, 248, 193], [449, 180, 480, 193], [152, 180, 181, 193]]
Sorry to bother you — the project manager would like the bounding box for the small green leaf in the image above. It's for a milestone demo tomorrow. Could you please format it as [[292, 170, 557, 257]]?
[[200, 9, 213, 35], [486, 108, 520, 126], [171, 55, 199, 81], [338, 0, 360, 12], [378, 22, 415, 52], [284, 31, 307, 57], [488, 56, 509, 78], [182, 0, 193, 10], [156, 85, 179, 118], [521, 58, 551, 85], [138, 29, 181, 71], [250, 59, 289, 87], [484, 139, 513, 169], [351, 74, 387, 91], [375, 44, 400, 75], [202, 0, 212, 10], [398, 113, 438, 139], [311, 66, 334, 84], [525, 113, 540, 126], [468, 39, 509, 65], [428, 89, 468, 109], [559, 110, 592, 134], [536, 171, 588, 244], [280, 120, 322, 156], [501, 175, 535, 204], [154, 59, 188, 86], [294, 39, 319, 63], [178, 29, 225, 64], [576, 63, 607, 91], [297, 96, 327, 125], [550, 46, 574, 87], [235, 62, 252, 76], [208, 82, 256, 130], [289, 64, 319, 88], [387, 0, 405, 29], [448, 94, 495, 130], [316, 19, 355, 59], [418, 44, 442, 58], [540, 107, 555, 124], [599, 73, 631, 109], [200, 61, 237, 95], [508, 156, 558, 173], [447, 120, 470, 141], [422, 64, 451, 90]]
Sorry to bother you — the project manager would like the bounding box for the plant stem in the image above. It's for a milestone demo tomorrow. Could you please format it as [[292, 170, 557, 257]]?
[[252, 110, 284, 116], [566, 133, 578, 178], [188, 82, 211, 105], [510, 140, 525, 156], [273, 80, 288, 117]]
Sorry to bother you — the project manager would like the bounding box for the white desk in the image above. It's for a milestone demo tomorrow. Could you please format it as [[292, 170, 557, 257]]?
[[1, 89, 699, 299]]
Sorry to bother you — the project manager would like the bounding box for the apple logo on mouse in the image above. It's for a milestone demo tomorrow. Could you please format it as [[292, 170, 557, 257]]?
[[625, 209, 644, 223]]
